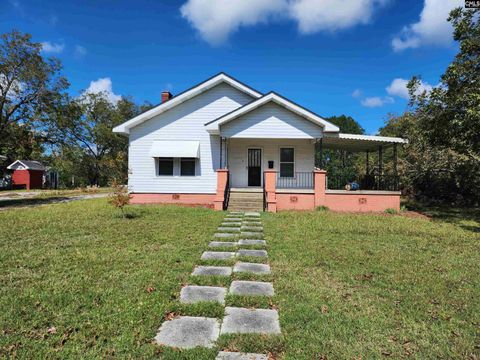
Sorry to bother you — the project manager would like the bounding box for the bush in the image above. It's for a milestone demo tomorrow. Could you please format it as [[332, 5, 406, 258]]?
[[316, 205, 329, 211], [385, 208, 398, 215], [108, 179, 131, 218]]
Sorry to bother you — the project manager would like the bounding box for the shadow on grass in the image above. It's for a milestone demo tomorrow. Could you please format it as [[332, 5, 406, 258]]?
[[0, 196, 72, 208], [405, 200, 480, 233]]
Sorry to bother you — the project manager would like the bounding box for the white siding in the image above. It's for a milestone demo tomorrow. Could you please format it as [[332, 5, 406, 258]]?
[[128, 83, 253, 193], [227, 138, 315, 188], [220, 102, 323, 139]]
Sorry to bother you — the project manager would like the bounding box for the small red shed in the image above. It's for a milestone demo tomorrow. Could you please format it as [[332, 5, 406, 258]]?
[[7, 160, 46, 190]]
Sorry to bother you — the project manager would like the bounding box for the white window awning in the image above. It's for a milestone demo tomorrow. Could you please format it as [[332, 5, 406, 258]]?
[[149, 140, 200, 158]]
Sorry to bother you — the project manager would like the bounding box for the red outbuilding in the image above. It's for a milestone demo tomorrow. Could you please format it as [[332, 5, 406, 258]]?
[[7, 160, 46, 190]]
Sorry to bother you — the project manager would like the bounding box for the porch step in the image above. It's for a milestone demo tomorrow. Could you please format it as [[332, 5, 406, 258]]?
[[228, 190, 264, 211], [228, 207, 263, 212], [229, 193, 264, 199]]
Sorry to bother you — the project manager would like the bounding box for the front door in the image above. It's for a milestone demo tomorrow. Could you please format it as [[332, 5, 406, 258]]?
[[247, 148, 262, 186]]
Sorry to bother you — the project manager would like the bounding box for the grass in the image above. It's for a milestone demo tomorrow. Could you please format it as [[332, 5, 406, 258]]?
[[0, 200, 479, 359]]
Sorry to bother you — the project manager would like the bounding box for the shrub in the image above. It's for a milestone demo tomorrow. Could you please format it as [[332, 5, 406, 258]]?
[[316, 205, 329, 211], [108, 179, 131, 218], [385, 208, 398, 214]]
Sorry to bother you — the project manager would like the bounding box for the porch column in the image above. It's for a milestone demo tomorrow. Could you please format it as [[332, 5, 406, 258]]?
[[219, 137, 223, 169], [214, 169, 229, 211], [264, 170, 277, 213], [393, 143, 398, 176], [316, 138, 324, 169], [314, 169, 327, 208], [366, 150, 370, 174], [378, 145, 383, 174]]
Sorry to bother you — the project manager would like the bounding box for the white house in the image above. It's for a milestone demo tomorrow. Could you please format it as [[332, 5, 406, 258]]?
[[113, 73, 406, 212]]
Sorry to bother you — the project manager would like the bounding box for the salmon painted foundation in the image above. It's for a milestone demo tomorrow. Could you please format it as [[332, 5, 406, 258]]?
[[130, 193, 215, 208], [130, 169, 401, 213]]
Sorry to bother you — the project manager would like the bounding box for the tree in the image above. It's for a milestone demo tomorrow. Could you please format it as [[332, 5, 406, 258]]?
[[49, 93, 148, 186], [408, 8, 480, 161], [317, 115, 365, 188], [0, 30, 68, 154], [390, 7, 480, 204]]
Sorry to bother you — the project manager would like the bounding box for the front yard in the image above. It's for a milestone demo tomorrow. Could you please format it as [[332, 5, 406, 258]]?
[[0, 200, 478, 359]]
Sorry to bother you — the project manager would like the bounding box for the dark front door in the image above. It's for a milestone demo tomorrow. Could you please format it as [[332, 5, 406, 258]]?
[[248, 148, 262, 186]]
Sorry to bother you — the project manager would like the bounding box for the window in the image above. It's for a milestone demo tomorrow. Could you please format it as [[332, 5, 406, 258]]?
[[158, 158, 173, 176], [280, 148, 294, 178], [181, 158, 196, 176]]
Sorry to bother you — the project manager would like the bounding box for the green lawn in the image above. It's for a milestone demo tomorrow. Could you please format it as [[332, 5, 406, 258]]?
[[0, 200, 479, 359]]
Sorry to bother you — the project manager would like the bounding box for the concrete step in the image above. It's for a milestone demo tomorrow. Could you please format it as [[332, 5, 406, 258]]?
[[228, 201, 263, 207], [229, 208, 262, 212], [228, 207, 263, 212], [230, 194, 263, 199]]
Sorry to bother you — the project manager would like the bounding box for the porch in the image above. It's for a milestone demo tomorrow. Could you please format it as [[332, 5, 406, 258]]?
[[215, 134, 406, 212]]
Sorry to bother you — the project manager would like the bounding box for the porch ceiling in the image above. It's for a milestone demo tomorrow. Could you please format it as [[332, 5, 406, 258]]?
[[322, 133, 408, 152]]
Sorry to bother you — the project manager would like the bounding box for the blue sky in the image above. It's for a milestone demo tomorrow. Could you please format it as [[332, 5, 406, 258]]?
[[1, 0, 462, 133]]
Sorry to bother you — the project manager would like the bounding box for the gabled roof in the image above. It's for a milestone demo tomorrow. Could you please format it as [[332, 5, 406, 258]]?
[[7, 160, 46, 171], [113, 73, 262, 134], [204, 92, 340, 134]]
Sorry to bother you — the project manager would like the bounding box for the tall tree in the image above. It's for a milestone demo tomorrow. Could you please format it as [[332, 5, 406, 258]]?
[[0, 30, 68, 157], [409, 7, 480, 161], [49, 93, 145, 186]]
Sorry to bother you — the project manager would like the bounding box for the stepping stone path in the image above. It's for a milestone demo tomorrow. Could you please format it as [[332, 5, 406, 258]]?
[[216, 351, 268, 360], [154, 211, 280, 359], [237, 249, 268, 258], [230, 280, 274, 296], [209, 241, 238, 248], [201, 251, 235, 260], [180, 285, 226, 304]]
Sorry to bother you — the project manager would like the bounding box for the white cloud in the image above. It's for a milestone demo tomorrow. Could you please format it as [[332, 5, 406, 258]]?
[[361, 96, 394, 108], [180, 0, 286, 46], [352, 89, 362, 98], [74, 45, 87, 58], [392, 0, 462, 51], [289, 0, 388, 34], [84, 78, 121, 104], [40, 41, 64, 54], [386, 78, 433, 99], [180, 0, 388, 45]]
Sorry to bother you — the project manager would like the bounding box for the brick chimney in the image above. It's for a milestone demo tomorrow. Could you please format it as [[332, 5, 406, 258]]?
[[161, 91, 173, 103]]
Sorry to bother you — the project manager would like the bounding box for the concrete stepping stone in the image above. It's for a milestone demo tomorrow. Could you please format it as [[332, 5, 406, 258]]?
[[216, 351, 268, 360], [229, 281, 274, 296], [221, 222, 242, 227], [209, 241, 237, 248], [192, 266, 232, 276], [238, 239, 267, 246], [180, 285, 226, 304], [214, 233, 237, 238], [237, 249, 268, 258], [242, 221, 262, 225], [229, 212, 244, 215], [241, 226, 263, 232], [233, 262, 271, 274], [240, 232, 263, 239], [201, 251, 235, 260], [220, 307, 281, 334], [155, 316, 220, 348], [218, 227, 240, 232], [244, 212, 260, 217]]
